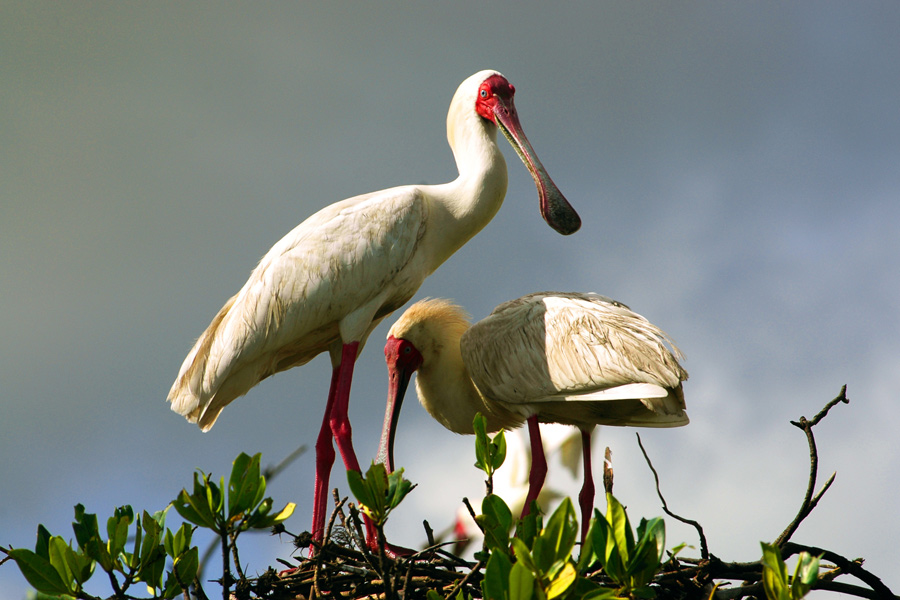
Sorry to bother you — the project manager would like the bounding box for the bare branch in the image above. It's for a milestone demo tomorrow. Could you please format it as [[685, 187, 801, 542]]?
[[775, 386, 848, 547], [602, 446, 614, 495], [262, 444, 307, 482], [462, 497, 483, 534], [782, 542, 895, 600], [636, 432, 709, 560]]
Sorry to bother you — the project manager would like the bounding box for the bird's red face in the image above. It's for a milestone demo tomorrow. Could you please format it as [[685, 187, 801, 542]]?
[[384, 335, 424, 374], [377, 335, 424, 472], [474, 74, 517, 124], [473, 73, 581, 236]]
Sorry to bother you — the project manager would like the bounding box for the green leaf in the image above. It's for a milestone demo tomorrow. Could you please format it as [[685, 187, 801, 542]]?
[[163, 545, 200, 599], [368, 462, 389, 501], [577, 517, 597, 572], [66, 546, 95, 587], [511, 537, 538, 575], [628, 517, 665, 586], [790, 552, 821, 599], [347, 469, 372, 507], [490, 429, 507, 471], [228, 452, 262, 519], [480, 494, 513, 553], [534, 498, 577, 573], [246, 498, 297, 530], [106, 512, 131, 562], [515, 509, 540, 550], [72, 504, 98, 551], [605, 494, 634, 564], [386, 468, 415, 509], [35, 525, 52, 560], [127, 512, 144, 570], [137, 512, 166, 590], [474, 413, 490, 473], [760, 542, 789, 600], [590, 509, 624, 583], [482, 550, 512, 600], [546, 561, 577, 599], [172, 472, 220, 530], [581, 588, 622, 600], [85, 536, 112, 573], [47, 537, 76, 590], [348, 462, 409, 526], [8, 548, 74, 596], [509, 560, 535, 600], [164, 523, 194, 558]]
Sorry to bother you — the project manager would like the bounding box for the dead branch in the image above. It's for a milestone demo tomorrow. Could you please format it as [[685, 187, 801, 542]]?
[[263, 444, 308, 481], [774, 385, 848, 547], [782, 542, 895, 599], [602, 446, 614, 495], [636, 432, 709, 560]]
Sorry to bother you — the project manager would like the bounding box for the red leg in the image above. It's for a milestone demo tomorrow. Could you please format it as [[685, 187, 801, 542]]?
[[329, 342, 362, 472], [327, 342, 384, 548], [577, 427, 595, 544], [521, 416, 547, 518], [310, 367, 341, 547]]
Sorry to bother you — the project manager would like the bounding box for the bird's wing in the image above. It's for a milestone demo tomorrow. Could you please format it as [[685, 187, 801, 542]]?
[[168, 187, 428, 428], [461, 292, 687, 405]]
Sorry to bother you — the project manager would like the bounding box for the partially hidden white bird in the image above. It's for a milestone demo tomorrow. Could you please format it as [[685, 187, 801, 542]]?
[[167, 70, 581, 548], [452, 424, 589, 554], [379, 293, 688, 542]]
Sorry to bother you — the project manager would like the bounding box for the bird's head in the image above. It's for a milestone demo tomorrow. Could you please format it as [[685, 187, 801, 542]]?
[[377, 299, 470, 471], [451, 70, 581, 236]]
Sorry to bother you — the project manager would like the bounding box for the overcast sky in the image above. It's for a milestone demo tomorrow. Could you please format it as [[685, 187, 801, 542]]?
[[3, 2, 899, 597]]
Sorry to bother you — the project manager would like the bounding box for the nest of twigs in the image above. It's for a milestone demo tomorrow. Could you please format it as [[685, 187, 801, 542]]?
[[232, 387, 894, 600]]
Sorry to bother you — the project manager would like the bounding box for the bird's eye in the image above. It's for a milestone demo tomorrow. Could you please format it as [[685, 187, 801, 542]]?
[[480, 88, 488, 98], [403, 345, 412, 354]]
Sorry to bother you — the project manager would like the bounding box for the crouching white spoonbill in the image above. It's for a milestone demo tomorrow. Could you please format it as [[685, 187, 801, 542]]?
[[379, 293, 688, 542], [167, 70, 580, 549]]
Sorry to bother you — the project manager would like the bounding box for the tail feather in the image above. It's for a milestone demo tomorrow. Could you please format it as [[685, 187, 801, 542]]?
[[167, 294, 238, 429]]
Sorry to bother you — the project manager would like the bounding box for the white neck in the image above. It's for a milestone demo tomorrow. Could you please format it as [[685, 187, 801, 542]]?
[[418, 105, 509, 273], [415, 333, 521, 435]]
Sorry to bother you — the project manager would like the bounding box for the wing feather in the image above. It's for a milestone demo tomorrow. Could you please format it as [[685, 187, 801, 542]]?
[[168, 187, 428, 429], [462, 292, 687, 405]]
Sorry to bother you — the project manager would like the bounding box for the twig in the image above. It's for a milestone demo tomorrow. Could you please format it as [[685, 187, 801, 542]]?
[[399, 556, 415, 599], [190, 573, 211, 600], [782, 542, 895, 599], [636, 432, 709, 560], [462, 497, 484, 534], [602, 446, 613, 495], [346, 502, 381, 574], [423, 519, 436, 548], [774, 385, 848, 547], [263, 444, 308, 481], [443, 559, 484, 600], [326, 489, 348, 544], [230, 532, 246, 581], [375, 522, 394, 600], [219, 527, 230, 600], [799, 384, 850, 427], [312, 489, 350, 598]]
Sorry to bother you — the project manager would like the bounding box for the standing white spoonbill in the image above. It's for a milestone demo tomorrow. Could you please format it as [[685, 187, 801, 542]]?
[[379, 293, 687, 542], [167, 71, 581, 548]]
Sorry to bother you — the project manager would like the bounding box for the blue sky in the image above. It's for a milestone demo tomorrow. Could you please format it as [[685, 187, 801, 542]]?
[[3, 3, 899, 596]]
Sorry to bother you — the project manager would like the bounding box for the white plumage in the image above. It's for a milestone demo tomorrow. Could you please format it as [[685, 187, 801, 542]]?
[[380, 292, 687, 541], [167, 71, 580, 548]]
